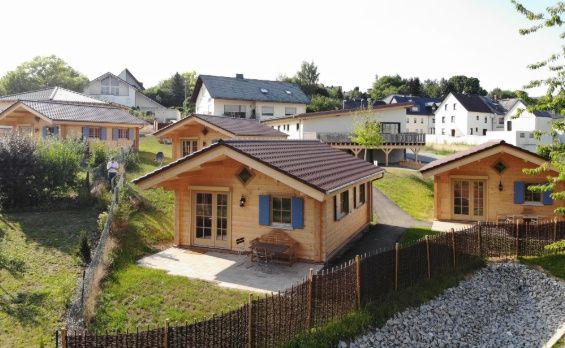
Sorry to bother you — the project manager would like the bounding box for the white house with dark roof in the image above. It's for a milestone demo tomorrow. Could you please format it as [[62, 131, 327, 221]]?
[[429, 93, 561, 151], [383, 94, 441, 134], [84, 69, 180, 123], [191, 74, 309, 120]]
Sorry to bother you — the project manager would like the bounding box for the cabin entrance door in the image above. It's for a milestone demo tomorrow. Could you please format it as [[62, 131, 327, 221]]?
[[452, 179, 486, 221], [193, 191, 230, 249]]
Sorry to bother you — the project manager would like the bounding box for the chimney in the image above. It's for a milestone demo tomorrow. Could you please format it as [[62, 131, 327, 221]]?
[[236, 73, 244, 79]]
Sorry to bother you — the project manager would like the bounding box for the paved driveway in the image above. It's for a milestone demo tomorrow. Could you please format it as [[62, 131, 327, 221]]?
[[138, 247, 323, 293], [327, 186, 431, 267]]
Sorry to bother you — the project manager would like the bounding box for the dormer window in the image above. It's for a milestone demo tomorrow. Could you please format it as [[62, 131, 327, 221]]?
[[285, 90, 292, 95], [260, 88, 269, 94], [101, 77, 119, 95]]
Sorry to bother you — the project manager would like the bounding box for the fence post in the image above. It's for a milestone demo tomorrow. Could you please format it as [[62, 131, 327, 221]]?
[[247, 294, 253, 348], [450, 228, 456, 269], [164, 319, 169, 348], [355, 255, 361, 309], [425, 235, 431, 279], [477, 222, 482, 257], [554, 217, 558, 241], [516, 220, 520, 257], [61, 327, 67, 348], [394, 243, 399, 290], [307, 268, 314, 328]]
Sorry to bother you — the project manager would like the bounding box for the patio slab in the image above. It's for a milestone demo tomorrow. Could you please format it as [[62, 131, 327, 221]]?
[[432, 220, 474, 232], [137, 247, 323, 293]]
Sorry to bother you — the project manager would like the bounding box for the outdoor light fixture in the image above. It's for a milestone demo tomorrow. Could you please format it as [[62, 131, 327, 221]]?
[[499, 181, 503, 192], [239, 195, 246, 207]]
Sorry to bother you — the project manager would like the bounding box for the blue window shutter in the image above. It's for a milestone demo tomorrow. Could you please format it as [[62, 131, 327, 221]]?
[[129, 128, 134, 140], [291, 197, 304, 229], [100, 128, 107, 140], [42, 127, 47, 139], [82, 127, 89, 138], [259, 195, 270, 225], [514, 181, 525, 204], [112, 128, 119, 140], [543, 190, 553, 205]]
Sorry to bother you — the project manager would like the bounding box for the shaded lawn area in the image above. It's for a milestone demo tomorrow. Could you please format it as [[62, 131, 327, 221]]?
[[92, 135, 250, 332], [519, 253, 565, 280], [0, 209, 98, 347], [400, 227, 440, 244], [374, 167, 434, 221]]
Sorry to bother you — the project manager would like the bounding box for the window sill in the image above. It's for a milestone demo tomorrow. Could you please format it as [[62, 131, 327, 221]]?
[[522, 202, 543, 207], [270, 223, 293, 230]]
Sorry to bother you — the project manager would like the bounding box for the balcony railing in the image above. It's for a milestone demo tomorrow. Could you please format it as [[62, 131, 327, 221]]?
[[314, 132, 426, 146]]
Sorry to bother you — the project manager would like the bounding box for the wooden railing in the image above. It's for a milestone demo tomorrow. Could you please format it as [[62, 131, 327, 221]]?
[[316, 132, 426, 145]]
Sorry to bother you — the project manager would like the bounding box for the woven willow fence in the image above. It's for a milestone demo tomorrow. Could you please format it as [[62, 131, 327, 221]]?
[[58, 220, 565, 348]]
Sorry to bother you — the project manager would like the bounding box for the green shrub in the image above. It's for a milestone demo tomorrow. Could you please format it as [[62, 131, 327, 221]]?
[[88, 141, 114, 168], [37, 137, 87, 193], [97, 211, 109, 232], [545, 240, 565, 253], [77, 230, 92, 265], [121, 150, 140, 172]]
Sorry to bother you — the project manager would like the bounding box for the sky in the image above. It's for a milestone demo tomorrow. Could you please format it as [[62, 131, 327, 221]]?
[[0, 0, 560, 95]]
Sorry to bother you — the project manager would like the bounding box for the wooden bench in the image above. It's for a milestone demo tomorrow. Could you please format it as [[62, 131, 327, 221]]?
[[251, 230, 298, 266]]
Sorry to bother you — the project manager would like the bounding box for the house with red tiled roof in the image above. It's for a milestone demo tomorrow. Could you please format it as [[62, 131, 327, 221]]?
[[133, 140, 384, 262], [420, 140, 563, 222], [153, 114, 288, 160], [0, 87, 147, 150]]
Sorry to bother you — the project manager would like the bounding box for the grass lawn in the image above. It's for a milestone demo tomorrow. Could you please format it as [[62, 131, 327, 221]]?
[[423, 143, 472, 156], [129, 135, 172, 178], [400, 227, 440, 244], [374, 167, 434, 221], [286, 261, 484, 347], [0, 209, 98, 347], [519, 253, 565, 280], [92, 135, 251, 332]]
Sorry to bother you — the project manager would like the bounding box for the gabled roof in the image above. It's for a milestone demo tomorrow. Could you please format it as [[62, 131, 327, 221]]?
[[0, 87, 106, 104], [384, 95, 442, 116], [118, 68, 144, 90], [448, 93, 498, 114], [90, 72, 140, 90], [261, 102, 413, 123], [190, 75, 310, 104], [419, 140, 548, 176], [0, 100, 147, 126], [343, 99, 386, 110], [154, 114, 287, 138], [133, 140, 384, 197]]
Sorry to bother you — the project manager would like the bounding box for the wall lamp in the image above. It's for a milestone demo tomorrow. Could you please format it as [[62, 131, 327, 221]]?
[[239, 195, 246, 207], [499, 181, 503, 192]]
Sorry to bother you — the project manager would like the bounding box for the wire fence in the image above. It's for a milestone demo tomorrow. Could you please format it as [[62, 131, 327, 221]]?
[[65, 148, 130, 333], [58, 220, 565, 347]]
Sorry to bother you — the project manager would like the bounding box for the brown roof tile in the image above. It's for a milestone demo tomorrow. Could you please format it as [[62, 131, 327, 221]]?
[[133, 140, 384, 194], [154, 114, 287, 138]]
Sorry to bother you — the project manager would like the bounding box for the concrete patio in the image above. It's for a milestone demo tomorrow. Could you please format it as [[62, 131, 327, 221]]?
[[138, 247, 323, 293]]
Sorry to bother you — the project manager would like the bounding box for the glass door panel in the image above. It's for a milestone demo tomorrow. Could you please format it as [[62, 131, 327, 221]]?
[[193, 192, 230, 248], [453, 180, 470, 217], [473, 181, 485, 217], [452, 180, 486, 220]]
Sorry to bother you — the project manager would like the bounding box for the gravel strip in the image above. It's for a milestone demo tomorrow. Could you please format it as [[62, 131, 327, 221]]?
[[346, 262, 565, 348]]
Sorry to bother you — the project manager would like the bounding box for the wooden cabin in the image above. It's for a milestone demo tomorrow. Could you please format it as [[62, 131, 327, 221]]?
[[420, 140, 563, 222], [153, 114, 287, 160], [0, 87, 146, 149], [133, 140, 384, 262]]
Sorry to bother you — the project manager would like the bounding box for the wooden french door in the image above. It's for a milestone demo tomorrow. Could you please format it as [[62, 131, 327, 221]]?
[[193, 192, 230, 248], [452, 179, 486, 220]]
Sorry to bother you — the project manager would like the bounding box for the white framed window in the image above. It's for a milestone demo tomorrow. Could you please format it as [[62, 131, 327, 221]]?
[[498, 117, 504, 125], [271, 197, 292, 225], [476, 116, 479, 121], [484, 117, 488, 123], [450, 116, 455, 123], [101, 77, 119, 95], [261, 106, 274, 117], [442, 117, 446, 123], [470, 128, 473, 135], [444, 104, 447, 110], [44, 126, 58, 137], [181, 139, 198, 156], [421, 118, 424, 124], [441, 128, 446, 135], [285, 107, 297, 116], [296, 123, 299, 131], [519, 132, 525, 138], [432, 118, 435, 123], [453, 103, 457, 110], [224, 105, 246, 118]]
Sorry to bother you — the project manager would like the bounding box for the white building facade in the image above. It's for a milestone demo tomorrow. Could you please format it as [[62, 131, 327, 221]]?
[[85, 69, 180, 123], [191, 74, 309, 120]]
